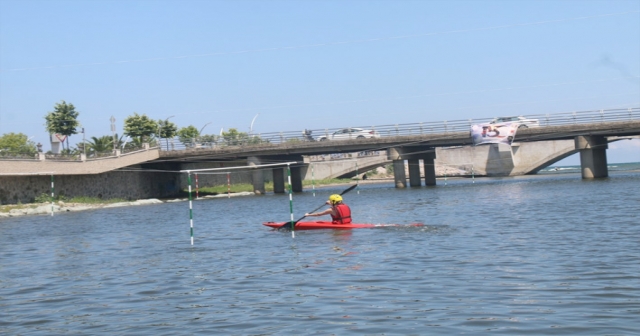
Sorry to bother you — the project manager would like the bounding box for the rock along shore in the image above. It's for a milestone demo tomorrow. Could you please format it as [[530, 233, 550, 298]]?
[[0, 192, 255, 219]]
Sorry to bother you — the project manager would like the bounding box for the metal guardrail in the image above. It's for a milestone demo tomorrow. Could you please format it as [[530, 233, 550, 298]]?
[[160, 107, 640, 151]]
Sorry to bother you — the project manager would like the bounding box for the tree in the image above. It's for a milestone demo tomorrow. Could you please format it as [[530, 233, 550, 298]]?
[[221, 128, 265, 146], [0, 133, 37, 156], [157, 119, 178, 148], [177, 125, 199, 147], [44, 100, 80, 151], [123, 113, 158, 144], [83, 135, 119, 156]]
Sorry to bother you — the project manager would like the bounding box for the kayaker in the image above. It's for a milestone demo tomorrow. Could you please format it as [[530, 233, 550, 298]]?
[[305, 194, 352, 224]]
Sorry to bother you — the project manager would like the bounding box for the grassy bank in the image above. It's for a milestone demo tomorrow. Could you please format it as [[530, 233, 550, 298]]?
[[1, 178, 356, 213], [181, 178, 355, 197]]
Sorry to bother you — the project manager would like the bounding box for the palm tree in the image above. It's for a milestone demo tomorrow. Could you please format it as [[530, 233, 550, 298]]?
[[86, 136, 114, 157]]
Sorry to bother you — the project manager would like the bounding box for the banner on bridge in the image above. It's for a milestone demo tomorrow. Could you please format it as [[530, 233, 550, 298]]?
[[471, 122, 519, 146]]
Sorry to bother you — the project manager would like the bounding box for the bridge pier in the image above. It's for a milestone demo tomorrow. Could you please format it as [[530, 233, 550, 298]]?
[[273, 168, 286, 193], [422, 152, 437, 186], [388, 148, 407, 188], [575, 135, 608, 178], [248, 156, 266, 194], [387, 147, 436, 188], [251, 156, 305, 194], [408, 158, 421, 187]]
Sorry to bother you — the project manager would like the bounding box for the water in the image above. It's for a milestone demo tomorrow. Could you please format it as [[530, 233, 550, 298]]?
[[1, 166, 639, 335]]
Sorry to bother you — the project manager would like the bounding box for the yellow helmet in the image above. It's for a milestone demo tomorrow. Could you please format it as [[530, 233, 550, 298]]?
[[328, 194, 342, 204]]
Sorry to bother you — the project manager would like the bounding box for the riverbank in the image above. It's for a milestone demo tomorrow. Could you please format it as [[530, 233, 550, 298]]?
[[0, 192, 256, 218], [0, 177, 444, 218]]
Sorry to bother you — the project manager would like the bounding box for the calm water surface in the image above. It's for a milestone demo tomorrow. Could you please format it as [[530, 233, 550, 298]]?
[[1, 168, 639, 335]]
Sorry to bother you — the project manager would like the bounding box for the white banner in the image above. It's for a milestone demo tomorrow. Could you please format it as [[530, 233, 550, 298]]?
[[471, 122, 519, 145]]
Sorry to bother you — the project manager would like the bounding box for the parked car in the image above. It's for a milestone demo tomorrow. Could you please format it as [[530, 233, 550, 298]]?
[[489, 116, 540, 128], [317, 127, 380, 141]]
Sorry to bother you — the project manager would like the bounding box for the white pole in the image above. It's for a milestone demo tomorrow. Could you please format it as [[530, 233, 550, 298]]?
[[188, 172, 194, 245], [287, 164, 295, 239], [50, 174, 54, 216]]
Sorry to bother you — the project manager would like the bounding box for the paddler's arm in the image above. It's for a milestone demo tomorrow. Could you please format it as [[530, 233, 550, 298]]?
[[305, 208, 332, 217]]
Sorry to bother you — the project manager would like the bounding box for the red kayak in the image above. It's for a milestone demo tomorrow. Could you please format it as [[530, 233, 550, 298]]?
[[263, 221, 425, 230]]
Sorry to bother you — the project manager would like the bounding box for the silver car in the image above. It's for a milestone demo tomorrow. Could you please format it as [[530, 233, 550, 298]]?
[[317, 127, 380, 141], [490, 116, 540, 128]]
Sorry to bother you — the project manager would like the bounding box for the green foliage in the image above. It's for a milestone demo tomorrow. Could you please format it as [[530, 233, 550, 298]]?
[[124, 113, 158, 143], [66, 196, 128, 204], [34, 193, 52, 203], [0, 132, 37, 156], [44, 100, 80, 150], [221, 128, 266, 146], [385, 163, 394, 174], [157, 119, 178, 139], [191, 178, 353, 194], [177, 125, 200, 146]]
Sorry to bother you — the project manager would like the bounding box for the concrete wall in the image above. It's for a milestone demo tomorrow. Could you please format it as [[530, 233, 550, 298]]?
[[436, 140, 576, 176], [0, 169, 179, 204], [177, 160, 266, 188]]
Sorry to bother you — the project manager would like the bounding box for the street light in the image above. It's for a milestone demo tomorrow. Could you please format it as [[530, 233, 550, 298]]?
[[249, 114, 259, 134], [159, 115, 175, 150], [199, 121, 212, 135]]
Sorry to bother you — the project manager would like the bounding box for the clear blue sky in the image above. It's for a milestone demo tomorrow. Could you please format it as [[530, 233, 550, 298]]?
[[1, 0, 639, 165]]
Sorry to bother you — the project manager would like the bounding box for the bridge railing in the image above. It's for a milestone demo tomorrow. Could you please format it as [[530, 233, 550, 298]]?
[[159, 107, 639, 151]]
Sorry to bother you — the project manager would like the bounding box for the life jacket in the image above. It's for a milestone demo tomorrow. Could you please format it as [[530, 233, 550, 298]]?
[[331, 203, 352, 224]]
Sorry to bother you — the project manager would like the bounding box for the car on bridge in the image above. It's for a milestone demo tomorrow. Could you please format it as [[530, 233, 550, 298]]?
[[489, 116, 540, 128], [317, 127, 380, 141]]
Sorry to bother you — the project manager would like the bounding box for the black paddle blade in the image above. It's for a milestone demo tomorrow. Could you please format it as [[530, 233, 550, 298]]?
[[277, 221, 295, 230], [340, 184, 358, 195]]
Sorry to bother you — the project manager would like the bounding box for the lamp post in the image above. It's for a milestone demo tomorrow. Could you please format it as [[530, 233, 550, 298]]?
[[249, 114, 259, 134], [198, 122, 213, 148], [159, 115, 175, 150], [199, 121, 212, 135]]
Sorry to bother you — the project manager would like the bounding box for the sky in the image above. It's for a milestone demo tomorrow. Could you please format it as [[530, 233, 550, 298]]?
[[1, 0, 639, 165]]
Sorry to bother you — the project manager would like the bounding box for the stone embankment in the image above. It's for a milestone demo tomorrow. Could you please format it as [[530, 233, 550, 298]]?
[[0, 192, 255, 218]]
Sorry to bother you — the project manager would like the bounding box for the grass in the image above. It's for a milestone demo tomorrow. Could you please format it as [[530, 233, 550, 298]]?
[[1, 178, 357, 213], [189, 178, 355, 195], [0, 196, 130, 213]]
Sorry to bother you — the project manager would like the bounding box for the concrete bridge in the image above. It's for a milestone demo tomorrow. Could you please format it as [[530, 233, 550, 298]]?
[[1, 108, 639, 203]]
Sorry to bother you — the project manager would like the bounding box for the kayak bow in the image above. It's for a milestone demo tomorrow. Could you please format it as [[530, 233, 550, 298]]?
[[263, 221, 424, 230]]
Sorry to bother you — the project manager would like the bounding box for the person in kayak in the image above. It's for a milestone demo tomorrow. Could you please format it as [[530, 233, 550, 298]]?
[[305, 194, 352, 224]]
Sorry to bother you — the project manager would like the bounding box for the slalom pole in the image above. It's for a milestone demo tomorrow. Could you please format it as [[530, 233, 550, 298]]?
[[187, 172, 194, 245], [444, 166, 447, 186], [472, 165, 475, 183], [50, 174, 55, 216], [227, 172, 231, 198], [195, 173, 199, 199], [287, 164, 295, 238], [356, 161, 360, 194], [311, 163, 316, 197]]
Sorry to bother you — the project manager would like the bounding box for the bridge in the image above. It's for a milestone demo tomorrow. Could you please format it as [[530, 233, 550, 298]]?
[[155, 108, 640, 191], [1, 107, 639, 203]]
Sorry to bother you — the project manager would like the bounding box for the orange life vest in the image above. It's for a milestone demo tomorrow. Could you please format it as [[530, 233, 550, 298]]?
[[331, 203, 352, 224]]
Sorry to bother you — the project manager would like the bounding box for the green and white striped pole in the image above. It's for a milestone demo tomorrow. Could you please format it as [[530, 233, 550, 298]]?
[[356, 161, 360, 194], [50, 174, 54, 216], [472, 165, 475, 183], [188, 172, 194, 245], [287, 164, 295, 238], [311, 163, 316, 197]]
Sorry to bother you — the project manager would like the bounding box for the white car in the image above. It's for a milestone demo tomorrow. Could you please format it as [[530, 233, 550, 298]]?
[[317, 127, 380, 141], [489, 116, 540, 128]]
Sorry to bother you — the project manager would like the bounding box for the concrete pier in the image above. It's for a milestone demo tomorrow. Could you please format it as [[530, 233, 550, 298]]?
[[248, 156, 265, 194], [387, 147, 436, 188], [272, 167, 285, 193], [575, 135, 609, 178]]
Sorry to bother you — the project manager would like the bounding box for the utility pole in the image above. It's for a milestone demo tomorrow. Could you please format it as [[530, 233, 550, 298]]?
[[110, 116, 116, 152]]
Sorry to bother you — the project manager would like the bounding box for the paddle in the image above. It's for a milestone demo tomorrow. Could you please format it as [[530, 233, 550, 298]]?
[[276, 184, 358, 230]]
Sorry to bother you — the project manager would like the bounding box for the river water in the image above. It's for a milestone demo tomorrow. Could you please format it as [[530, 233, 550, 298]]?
[[1, 164, 639, 335]]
